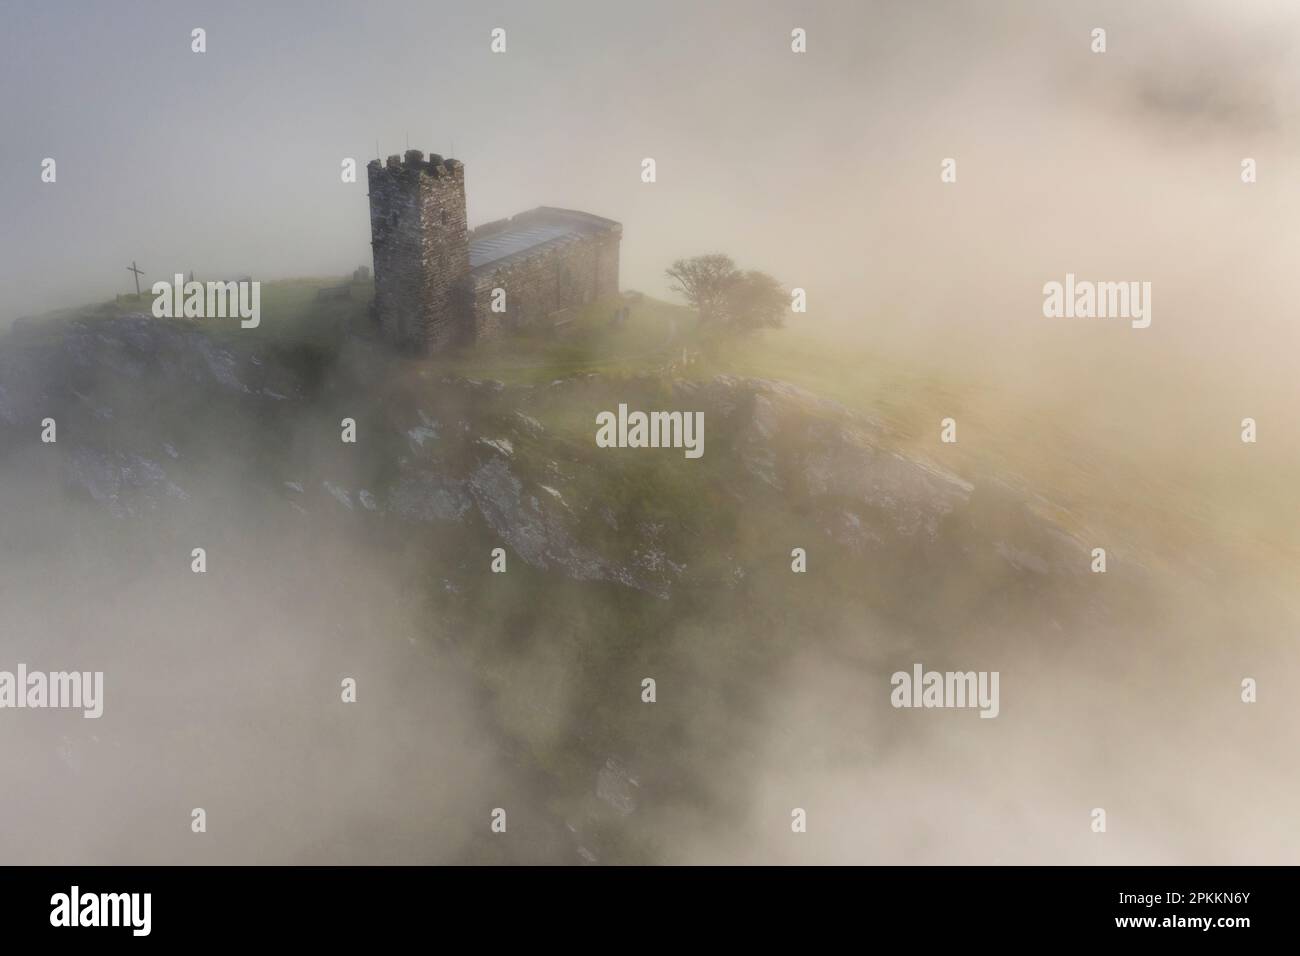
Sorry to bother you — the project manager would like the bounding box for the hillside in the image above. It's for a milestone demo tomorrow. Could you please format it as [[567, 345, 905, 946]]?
[[1, 280, 1296, 864]]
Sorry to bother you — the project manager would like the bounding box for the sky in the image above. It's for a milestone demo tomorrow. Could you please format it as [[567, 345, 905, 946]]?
[[3, 0, 1296, 335]]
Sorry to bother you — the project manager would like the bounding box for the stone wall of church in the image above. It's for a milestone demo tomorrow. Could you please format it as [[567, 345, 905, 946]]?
[[470, 232, 621, 342]]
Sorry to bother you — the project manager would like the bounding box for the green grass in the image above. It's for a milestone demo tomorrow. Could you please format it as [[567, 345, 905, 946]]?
[[47, 276, 1300, 586], [99, 276, 364, 350]]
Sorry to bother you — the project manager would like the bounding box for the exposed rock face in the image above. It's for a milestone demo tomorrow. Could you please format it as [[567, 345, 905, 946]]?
[[662, 374, 1086, 578], [2, 314, 298, 401], [595, 757, 639, 816], [0, 315, 1088, 595], [0, 315, 303, 518], [63, 446, 188, 518], [668, 374, 970, 539], [388, 474, 473, 523], [799, 424, 973, 540], [719, 378, 974, 541], [466, 455, 666, 597]]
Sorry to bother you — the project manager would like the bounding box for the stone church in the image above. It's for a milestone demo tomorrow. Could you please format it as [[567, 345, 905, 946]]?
[[367, 149, 622, 353]]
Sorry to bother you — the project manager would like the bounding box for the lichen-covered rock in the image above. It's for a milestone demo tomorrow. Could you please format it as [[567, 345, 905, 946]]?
[[388, 473, 473, 523], [595, 757, 639, 816], [63, 447, 187, 517]]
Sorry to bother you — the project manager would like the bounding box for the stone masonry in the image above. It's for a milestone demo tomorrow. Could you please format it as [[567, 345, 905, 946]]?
[[367, 150, 472, 353], [367, 149, 621, 353]]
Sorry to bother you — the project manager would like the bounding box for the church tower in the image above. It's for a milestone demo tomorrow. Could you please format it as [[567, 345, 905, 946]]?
[[366, 150, 472, 353]]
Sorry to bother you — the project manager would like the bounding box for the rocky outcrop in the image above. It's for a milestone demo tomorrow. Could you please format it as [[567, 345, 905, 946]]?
[[0, 315, 1090, 594], [63, 446, 188, 518]]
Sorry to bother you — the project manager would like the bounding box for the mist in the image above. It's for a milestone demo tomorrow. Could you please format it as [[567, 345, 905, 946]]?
[[2, 0, 1298, 865]]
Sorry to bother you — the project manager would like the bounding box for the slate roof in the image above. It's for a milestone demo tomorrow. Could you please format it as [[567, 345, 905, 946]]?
[[469, 207, 621, 275]]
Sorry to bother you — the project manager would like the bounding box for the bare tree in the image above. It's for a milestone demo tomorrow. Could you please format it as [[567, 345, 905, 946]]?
[[665, 254, 738, 325], [667, 255, 788, 336]]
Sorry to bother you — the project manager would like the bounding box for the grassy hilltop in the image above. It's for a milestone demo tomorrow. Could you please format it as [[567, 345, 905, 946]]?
[[80, 274, 1300, 582]]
